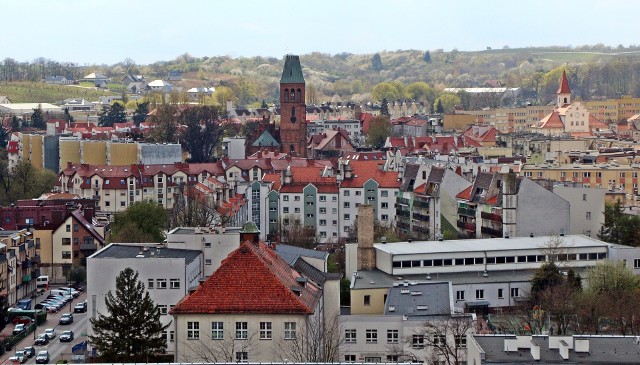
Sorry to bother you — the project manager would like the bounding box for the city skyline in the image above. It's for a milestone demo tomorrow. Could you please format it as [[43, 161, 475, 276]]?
[[4, 0, 639, 65]]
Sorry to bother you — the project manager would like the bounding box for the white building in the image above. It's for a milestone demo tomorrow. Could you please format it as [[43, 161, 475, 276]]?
[[87, 243, 203, 355], [307, 119, 363, 146]]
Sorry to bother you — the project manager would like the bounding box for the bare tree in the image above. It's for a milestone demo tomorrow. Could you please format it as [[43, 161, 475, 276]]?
[[168, 184, 225, 229], [409, 315, 475, 365], [180, 330, 256, 363], [279, 216, 318, 249], [275, 314, 342, 362]]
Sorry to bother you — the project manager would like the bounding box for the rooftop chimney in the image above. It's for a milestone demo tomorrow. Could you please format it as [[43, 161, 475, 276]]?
[[357, 205, 375, 270]]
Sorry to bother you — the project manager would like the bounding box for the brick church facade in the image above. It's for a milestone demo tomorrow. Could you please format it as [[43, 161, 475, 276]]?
[[278, 55, 307, 157]]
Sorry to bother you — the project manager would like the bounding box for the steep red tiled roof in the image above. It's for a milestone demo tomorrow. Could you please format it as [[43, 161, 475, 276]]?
[[557, 70, 571, 94], [538, 111, 564, 129], [340, 161, 400, 188], [172, 241, 320, 314], [359, 112, 374, 134], [456, 185, 473, 200], [588, 115, 608, 130]]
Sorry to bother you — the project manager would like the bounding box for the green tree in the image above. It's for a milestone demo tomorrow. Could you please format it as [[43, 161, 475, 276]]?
[[213, 86, 235, 107], [180, 106, 224, 163], [89, 268, 168, 362], [63, 108, 74, 124], [380, 98, 390, 117], [132, 101, 149, 127], [424, 50, 431, 63], [434, 93, 461, 113], [98, 102, 127, 127], [31, 105, 46, 129], [372, 82, 401, 102], [365, 116, 391, 149], [371, 53, 383, 71], [110, 201, 167, 243], [146, 104, 179, 143], [9, 116, 21, 132], [435, 99, 444, 113], [67, 266, 86, 284], [530, 261, 564, 303], [405, 82, 435, 103], [598, 200, 640, 246]]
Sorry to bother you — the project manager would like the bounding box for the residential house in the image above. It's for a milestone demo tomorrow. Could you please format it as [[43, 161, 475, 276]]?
[[307, 119, 364, 146], [307, 129, 356, 159], [0, 230, 38, 306], [0, 96, 11, 104], [87, 243, 203, 355], [171, 226, 339, 363], [553, 185, 605, 237], [166, 71, 182, 81], [44, 76, 72, 85], [62, 98, 94, 112], [148, 80, 173, 93]]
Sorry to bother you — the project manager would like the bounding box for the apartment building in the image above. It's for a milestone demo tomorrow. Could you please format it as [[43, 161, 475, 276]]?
[[87, 243, 203, 355], [455, 105, 555, 133], [307, 119, 363, 146], [584, 96, 640, 123], [0, 230, 38, 305]]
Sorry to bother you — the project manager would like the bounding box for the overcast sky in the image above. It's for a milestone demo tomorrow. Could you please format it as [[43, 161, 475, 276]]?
[[3, 0, 638, 65]]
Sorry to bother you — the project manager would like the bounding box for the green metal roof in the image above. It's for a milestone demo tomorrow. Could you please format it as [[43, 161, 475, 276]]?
[[240, 221, 260, 234], [280, 55, 305, 84], [251, 130, 280, 147]]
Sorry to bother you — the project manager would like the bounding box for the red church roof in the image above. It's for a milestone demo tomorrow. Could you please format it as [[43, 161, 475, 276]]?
[[171, 241, 320, 315], [557, 70, 571, 94]]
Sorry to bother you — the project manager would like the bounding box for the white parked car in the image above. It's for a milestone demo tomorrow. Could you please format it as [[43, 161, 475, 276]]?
[[43, 328, 56, 339]]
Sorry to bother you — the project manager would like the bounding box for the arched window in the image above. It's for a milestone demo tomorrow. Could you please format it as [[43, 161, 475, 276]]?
[[290, 144, 295, 153], [290, 90, 295, 101], [296, 88, 301, 102], [563, 97, 568, 104], [284, 89, 289, 102]]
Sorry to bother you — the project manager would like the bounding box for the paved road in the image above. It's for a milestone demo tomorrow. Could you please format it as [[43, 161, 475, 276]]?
[[0, 290, 88, 364]]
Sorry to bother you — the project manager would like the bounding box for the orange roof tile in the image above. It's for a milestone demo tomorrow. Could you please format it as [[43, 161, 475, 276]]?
[[456, 185, 473, 200], [340, 161, 400, 188], [171, 241, 320, 314], [538, 111, 565, 129], [557, 70, 571, 94]]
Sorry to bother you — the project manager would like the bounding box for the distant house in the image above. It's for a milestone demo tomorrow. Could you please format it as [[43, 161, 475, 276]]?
[[62, 98, 94, 112], [127, 81, 148, 94], [121, 72, 145, 84], [44, 76, 72, 85], [307, 129, 355, 159], [0, 96, 10, 104], [186, 87, 214, 100], [81, 72, 111, 87], [148, 79, 173, 93], [166, 70, 182, 81]]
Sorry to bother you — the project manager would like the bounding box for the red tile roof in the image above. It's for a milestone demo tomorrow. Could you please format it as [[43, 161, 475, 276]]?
[[171, 241, 320, 314], [557, 70, 571, 94], [538, 111, 564, 129], [340, 160, 400, 188], [456, 185, 473, 200]]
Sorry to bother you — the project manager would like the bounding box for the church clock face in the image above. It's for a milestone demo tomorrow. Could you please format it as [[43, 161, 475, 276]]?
[[290, 116, 297, 123]]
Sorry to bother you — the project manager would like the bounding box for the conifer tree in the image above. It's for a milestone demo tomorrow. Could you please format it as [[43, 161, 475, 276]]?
[[89, 268, 168, 362]]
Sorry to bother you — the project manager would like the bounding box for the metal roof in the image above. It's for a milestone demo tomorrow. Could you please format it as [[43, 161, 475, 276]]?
[[280, 55, 305, 84], [90, 243, 201, 263]]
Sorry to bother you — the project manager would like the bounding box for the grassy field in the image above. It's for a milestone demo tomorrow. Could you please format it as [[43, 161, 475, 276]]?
[[0, 82, 117, 104]]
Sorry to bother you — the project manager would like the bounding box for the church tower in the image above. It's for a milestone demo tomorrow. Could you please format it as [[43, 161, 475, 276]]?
[[557, 70, 571, 107], [279, 55, 307, 157]]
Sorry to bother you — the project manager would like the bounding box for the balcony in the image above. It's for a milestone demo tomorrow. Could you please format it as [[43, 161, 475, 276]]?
[[31, 268, 40, 278], [396, 221, 410, 230], [413, 200, 430, 209], [412, 213, 430, 222], [414, 226, 430, 235], [481, 211, 502, 222], [457, 220, 476, 231], [31, 255, 41, 264], [457, 207, 476, 217], [22, 260, 31, 269], [481, 226, 503, 237]]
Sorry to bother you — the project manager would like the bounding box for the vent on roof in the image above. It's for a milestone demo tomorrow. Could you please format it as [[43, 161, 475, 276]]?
[[400, 289, 410, 294], [392, 282, 400, 287], [388, 305, 396, 312], [416, 305, 428, 310], [410, 291, 422, 296]]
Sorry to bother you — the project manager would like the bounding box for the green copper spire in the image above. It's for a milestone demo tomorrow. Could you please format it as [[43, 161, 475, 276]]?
[[280, 55, 305, 84]]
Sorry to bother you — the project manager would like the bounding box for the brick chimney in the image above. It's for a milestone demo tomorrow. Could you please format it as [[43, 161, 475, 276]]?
[[357, 204, 376, 270]]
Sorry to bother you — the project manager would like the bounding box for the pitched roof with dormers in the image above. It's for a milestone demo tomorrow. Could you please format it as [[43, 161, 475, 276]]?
[[171, 241, 320, 314], [340, 160, 401, 188]]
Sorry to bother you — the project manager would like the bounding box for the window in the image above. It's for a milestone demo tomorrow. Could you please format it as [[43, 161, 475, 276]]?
[[319, 219, 327, 226], [157, 279, 167, 289], [456, 290, 465, 301], [345, 355, 356, 362], [236, 322, 248, 339], [381, 190, 388, 197], [387, 355, 399, 362], [283, 195, 289, 201], [319, 207, 326, 214], [412, 334, 425, 349], [62, 238, 71, 245], [366, 329, 377, 343], [586, 212, 591, 220], [170, 279, 180, 289], [387, 329, 399, 343], [381, 202, 388, 209], [381, 214, 388, 221], [476, 289, 484, 299], [455, 336, 467, 348], [148, 279, 154, 289], [332, 196, 337, 202], [332, 220, 337, 226], [355, 191, 361, 196], [283, 207, 289, 213], [319, 231, 327, 238], [345, 329, 356, 343], [170, 331, 175, 342], [294, 208, 300, 213], [158, 305, 168, 315], [211, 322, 223, 339], [434, 334, 446, 345], [344, 190, 350, 196], [66, 224, 71, 232], [235, 352, 248, 363], [344, 214, 351, 220], [364, 295, 371, 306], [187, 321, 200, 339], [259, 322, 272, 340], [320, 195, 326, 202], [634, 259, 640, 269], [511, 288, 520, 297], [498, 288, 503, 298], [284, 322, 297, 340], [294, 196, 300, 201], [583, 193, 587, 201], [62, 251, 71, 259], [73, 224, 79, 232], [205, 259, 212, 265], [344, 202, 350, 208]]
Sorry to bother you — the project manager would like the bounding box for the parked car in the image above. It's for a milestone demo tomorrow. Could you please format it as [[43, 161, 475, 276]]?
[[34, 334, 49, 346], [12, 316, 33, 325], [23, 346, 35, 358], [35, 350, 49, 364], [12, 323, 25, 335], [58, 287, 80, 298], [59, 330, 74, 342], [59, 313, 73, 325], [72, 283, 85, 292], [7, 356, 21, 364], [35, 303, 57, 312], [43, 328, 56, 339], [13, 350, 27, 363], [74, 301, 87, 313]]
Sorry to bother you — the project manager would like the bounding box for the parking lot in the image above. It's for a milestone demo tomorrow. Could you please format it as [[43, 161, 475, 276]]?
[[0, 288, 88, 364]]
